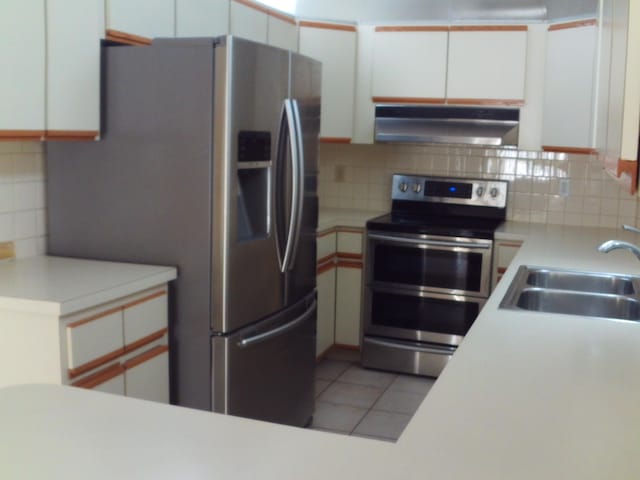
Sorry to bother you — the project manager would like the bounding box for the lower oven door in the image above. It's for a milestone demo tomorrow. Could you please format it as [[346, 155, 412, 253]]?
[[362, 285, 486, 346], [366, 231, 493, 297]]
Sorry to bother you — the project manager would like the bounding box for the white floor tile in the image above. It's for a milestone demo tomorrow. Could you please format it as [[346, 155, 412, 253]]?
[[315, 359, 353, 381], [315, 379, 331, 397], [352, 410, 412, 440], [372, 389, 426, 415], [311, 402, 368, 433], [317, 381, 384, 409], [337, 366, 397, 389], [388, 375, 436, 395]]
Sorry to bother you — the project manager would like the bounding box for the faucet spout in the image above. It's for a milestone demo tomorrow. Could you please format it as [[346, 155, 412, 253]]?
[[598, 240, 640, 261]]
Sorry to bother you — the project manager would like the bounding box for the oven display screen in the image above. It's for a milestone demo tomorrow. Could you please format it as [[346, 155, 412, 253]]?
[[424, 181, 472, 199]]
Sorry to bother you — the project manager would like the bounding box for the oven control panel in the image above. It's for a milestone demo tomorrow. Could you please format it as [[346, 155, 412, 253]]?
[[392, 174, 508, 208]]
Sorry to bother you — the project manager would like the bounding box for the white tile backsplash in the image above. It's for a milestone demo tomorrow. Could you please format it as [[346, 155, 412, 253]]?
[[0, 142, 46, 258]]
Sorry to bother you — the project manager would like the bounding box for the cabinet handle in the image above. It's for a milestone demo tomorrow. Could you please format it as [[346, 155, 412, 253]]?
[[124, 345, 169, 370], [72, 363, 125, 389]]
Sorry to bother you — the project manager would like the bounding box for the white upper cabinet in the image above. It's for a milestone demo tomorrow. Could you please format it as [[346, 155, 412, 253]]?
[[267, 14, 298, 51], [371, 27, 448, 102], [176, 0, 229, 37], [106, 0, 176, 38], [0, 0, 45, 138], [542, 21, 597, 151], [230, 0, 268, 44], [299, 21, 357, 141], [446, 27, 528, 103], [46, 0, 102, 137]]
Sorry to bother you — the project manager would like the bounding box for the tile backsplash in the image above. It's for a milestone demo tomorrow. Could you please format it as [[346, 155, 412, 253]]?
[[0, 142, 46, 258], [318, 143, 639, 228]]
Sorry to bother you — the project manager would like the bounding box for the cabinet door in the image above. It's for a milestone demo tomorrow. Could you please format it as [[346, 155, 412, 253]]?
[[46, 0, 102, 138], [447, 27, 527, 103], [299, 22, 357, 142], [542, 22, 597, 151], [0, 0, 45, 138], [66, 310, 124, 374], [267, 15, 298, 51], [491, 240, 522, 290], [371, 27, 448, 102], [176, 0, 229, 37], [316, 267, 336, 358], [335, 266, 362, 347], [124, 346, 170, 403], [123, 291, 168, 347], [106, 0, 175, 38], [229, 0, 268, 44]]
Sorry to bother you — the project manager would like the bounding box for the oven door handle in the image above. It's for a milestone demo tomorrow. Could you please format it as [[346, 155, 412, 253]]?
[[367, 233, 491, 250], [366, 337, 456, 355]]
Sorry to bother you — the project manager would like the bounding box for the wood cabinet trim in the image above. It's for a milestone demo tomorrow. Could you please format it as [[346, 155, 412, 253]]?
[[317, 253, 336, 265], [122, 290, 167, 310], [317, 228, 337, 238], [542, 146, 598, 155], [124, 328, 168, 353], [497, 267, 508, 274], [0, 130, 45, 141], [105, 29, 152, 46], [317, 262, 336, 275], [498, 242, 523, 248], [337, 252, 362, 261], [617, 159, 638, 195], [320, 137, 351, 144], [548, 19, 597, 31], [450, 25, 528, 32], [233, 0, 296, 25], [67, 305, 123, 329], [372, 96, 446, 105], [337, 260, 362, 269], [72, 362, 125, 389], [335, 226, 364, 234], [124, 345, 169, 370], [0, 242, 15, 260], [299, 21, 356, 32], [375, 26, 448, 32], [446, 98, 525, 106], [68, 347, 126, 379], [45, 130, 99, 141]]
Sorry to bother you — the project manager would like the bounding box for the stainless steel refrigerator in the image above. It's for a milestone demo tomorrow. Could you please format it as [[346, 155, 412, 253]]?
[[46, 36, 321, 427]]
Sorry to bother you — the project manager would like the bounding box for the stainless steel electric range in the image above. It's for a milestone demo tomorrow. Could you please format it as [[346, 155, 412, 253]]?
[[361, 174, 508, 377]]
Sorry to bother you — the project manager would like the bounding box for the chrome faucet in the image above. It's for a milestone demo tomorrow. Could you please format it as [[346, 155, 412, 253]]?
[[597, 225, 640, 261]]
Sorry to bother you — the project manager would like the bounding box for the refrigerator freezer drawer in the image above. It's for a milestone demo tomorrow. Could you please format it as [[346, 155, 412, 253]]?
[[212, 292, 316, 427]]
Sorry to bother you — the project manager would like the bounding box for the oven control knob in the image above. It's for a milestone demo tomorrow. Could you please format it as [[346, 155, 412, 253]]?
[[399, 182, 409, 192], [490, 187, 499, 198], [412, 183, 422, 193], [476, 186, 484, 197]]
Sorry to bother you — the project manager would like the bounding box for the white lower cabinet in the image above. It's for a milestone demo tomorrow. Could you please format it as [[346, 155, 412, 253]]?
[[316, 268, 336, 357], [492, 239, 523, 291], [334, 266, 362, 347], [124, 346, 170, 403]]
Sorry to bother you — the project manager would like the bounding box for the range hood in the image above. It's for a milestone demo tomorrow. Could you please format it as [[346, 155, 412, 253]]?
[[374, 105, 520, 148]]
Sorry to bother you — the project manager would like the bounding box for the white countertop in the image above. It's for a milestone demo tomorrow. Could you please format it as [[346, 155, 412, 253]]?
[[2, 224, 640, 478], [0, 256, 177, 316]]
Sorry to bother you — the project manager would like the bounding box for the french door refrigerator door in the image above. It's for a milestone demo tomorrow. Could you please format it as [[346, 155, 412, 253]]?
[[212, 292, 317, 426], [211, 37, 290, 334]]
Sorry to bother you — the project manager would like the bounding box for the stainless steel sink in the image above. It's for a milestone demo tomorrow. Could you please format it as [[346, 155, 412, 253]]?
[[500, 266, 640, 321], [515, 288, 640, 321], [525, 268, 636, 295]]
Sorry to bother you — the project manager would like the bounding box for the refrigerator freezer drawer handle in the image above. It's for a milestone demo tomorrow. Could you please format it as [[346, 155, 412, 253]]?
[[237, 299, 317, 349]]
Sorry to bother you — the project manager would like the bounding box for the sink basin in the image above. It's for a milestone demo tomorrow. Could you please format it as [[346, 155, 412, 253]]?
[[526, 269, 636, 295], [500, 266, 640, 321], [515, 288, 640, 321]]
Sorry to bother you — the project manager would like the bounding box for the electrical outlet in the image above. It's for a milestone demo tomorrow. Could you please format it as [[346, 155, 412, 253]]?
[[559, 179, 570, 197], [334, 165, 346, 183]]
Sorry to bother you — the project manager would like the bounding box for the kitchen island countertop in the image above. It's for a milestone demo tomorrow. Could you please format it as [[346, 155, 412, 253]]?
[[2, 223, 640, 479]]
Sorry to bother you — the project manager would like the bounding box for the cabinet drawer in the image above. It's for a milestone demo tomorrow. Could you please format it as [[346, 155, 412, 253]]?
[[66, 309, 124, 372], [123, 291, 168, 347], [72, 363, 126, 396], [317, 231, 336, 261], [337, 231, 363, 255], [124, 345, 169, 403]]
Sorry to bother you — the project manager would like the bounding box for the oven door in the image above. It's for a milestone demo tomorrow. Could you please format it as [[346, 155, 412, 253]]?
[[362, 285, 486, 346], [366, 231, 493, 298]]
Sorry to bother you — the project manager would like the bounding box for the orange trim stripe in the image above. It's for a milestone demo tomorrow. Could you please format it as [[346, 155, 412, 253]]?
[[450, 25, 528, 32], [375, 26, 448, 32], [317, 229, 337, 238], [337, 252, 362, 261], [617, 159, 638, 195], [122, 290, 167, 310], [45, 130, 99, 141], [335, 227, 364, 234], [337, 260, 362, 269], [542, 146, 598, 155], [373, 96, 446, 105], [299, 20, 356, 32], [0, 130, 45, 141], [124, 345, 169, 370], [72, 363, 125, 389], [320, 137, 351, 144], [124, 328, 168, 354], [446, 98, 524, 106], [317, 262, 336, 275], [497, 267, 508, 274], [317, 253, 336, 265], [68, 347, 126, 379], [499, 242, 523, 248], [548, 19, 597, 31], [67, 306, 122, 329], [105, 29, 152, 46]]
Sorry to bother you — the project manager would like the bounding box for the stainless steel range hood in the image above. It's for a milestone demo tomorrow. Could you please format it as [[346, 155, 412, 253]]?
[[374, 105, 520, 148]]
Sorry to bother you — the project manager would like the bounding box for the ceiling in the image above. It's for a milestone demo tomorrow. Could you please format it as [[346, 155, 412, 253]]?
[[295, 0, 599, 23]]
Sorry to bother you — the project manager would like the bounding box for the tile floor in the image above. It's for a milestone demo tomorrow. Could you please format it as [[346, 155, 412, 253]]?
[[310, 348, 436, 442]]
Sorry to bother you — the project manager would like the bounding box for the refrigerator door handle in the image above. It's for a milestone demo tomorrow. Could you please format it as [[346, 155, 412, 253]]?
[[280, 98, 301, 273], [286, 99, 305, 271], [237, 299, 317, 348]]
